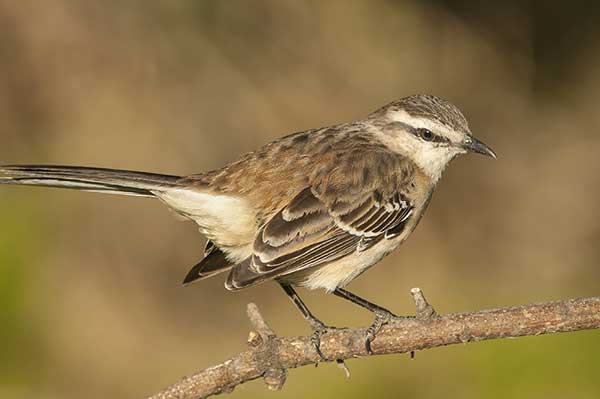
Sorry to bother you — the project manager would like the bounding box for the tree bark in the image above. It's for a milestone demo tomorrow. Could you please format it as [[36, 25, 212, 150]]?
[[148, 290, 600, 399]]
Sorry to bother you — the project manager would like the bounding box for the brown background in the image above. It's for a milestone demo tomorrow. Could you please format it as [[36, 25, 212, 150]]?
[[1, 1, 599, 398]]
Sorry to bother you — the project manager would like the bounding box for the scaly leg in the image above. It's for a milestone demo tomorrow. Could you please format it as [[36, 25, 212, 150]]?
[[279, 282, 342, 360]]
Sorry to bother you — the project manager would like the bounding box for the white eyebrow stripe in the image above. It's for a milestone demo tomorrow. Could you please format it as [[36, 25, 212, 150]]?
[[388, 109, 465, 143]]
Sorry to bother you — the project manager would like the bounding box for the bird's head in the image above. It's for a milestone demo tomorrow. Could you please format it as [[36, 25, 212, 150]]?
[[369, 94, 496, 181]]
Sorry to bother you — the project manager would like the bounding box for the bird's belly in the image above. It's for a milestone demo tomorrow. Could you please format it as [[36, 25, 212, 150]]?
[[282, 237, 403, 292]]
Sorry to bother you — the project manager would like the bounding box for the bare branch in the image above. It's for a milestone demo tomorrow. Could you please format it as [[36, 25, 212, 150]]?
[[148, 292, 600, 399]]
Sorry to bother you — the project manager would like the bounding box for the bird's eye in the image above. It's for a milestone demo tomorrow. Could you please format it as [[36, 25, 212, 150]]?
[[419, 128, 435, 141]]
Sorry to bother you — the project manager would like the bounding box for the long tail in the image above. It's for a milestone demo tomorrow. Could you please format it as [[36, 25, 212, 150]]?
[[0, 165, 181, 197]]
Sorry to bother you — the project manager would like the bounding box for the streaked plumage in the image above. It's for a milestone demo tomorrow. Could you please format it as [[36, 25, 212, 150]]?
[[0, 94, 496, 354]]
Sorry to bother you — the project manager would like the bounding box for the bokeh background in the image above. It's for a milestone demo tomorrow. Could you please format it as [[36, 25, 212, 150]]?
[[1, 1, 599, 398]]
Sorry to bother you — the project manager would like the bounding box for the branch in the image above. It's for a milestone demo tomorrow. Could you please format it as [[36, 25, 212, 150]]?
[[148, 290, 600, 399]]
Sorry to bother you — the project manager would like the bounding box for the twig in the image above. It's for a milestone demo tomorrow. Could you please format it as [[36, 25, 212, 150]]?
[[410, 287, 437, 320], [148, 291, 600, 399], [246, 303, 275, 339], [245, 303, 286, 391], [335, 359, 351, 379]]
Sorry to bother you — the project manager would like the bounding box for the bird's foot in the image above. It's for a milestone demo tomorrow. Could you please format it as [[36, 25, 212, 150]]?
[[308, 319, 345, 361], [365, 309, 412, 354]]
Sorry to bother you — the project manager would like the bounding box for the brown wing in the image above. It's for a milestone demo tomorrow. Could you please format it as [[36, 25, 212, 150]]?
[[225, 187, 413, 290]]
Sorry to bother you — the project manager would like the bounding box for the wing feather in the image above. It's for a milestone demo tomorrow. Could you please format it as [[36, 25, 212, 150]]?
[[224, 143, 418, 290], [226, 186, 414, 290]]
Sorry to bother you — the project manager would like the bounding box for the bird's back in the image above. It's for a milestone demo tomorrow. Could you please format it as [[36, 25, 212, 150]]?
[[178, 122, 418, 224]]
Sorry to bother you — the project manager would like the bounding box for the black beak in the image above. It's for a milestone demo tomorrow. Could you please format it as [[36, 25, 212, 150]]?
[[463, 135, 497, 159]]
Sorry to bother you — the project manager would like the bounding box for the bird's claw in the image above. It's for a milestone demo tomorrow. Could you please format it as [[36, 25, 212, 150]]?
[[365, 310, 411, 354], [309, 320, 344, 361]]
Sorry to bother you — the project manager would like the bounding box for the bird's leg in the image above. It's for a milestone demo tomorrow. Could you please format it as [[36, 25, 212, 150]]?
[[279, 282, 342, 360], [333, 288, 413, 354]]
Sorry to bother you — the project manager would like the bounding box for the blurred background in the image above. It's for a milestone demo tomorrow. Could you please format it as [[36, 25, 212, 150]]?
[[1, 1, 599, 398]]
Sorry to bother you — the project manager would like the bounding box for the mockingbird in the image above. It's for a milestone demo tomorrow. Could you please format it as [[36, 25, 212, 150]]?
[[0, 94, 495, 356]]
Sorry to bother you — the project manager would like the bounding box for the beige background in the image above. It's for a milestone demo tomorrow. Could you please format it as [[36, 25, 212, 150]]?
[[0, 1, 599, 398]]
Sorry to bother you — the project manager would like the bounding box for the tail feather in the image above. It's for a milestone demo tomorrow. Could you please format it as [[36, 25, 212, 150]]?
[[0, 165, 182, 197], [182, 241, 234, 285]]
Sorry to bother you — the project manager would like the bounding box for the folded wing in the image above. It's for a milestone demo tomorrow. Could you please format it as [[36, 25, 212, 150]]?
[[225, 186, 413, 290]]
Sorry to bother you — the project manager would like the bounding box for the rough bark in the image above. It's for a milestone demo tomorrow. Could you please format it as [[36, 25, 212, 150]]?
[[148, 289, 600, 399]]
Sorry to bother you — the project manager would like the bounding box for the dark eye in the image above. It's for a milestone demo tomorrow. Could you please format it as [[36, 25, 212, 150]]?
[[419, 128, 434, 141]]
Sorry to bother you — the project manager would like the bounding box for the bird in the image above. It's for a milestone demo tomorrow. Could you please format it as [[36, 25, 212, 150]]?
[[0, 94, 496, 356]]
